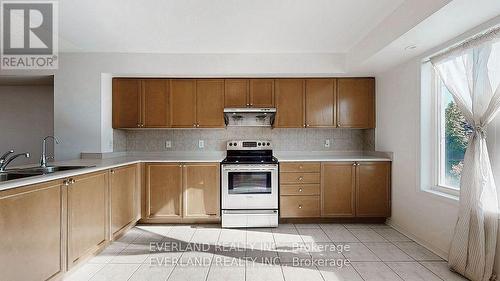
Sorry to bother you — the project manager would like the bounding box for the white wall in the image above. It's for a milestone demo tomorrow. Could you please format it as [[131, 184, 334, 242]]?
[[0, 85, 54, 166]]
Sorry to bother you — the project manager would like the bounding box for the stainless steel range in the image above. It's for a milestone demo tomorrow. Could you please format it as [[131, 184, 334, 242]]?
[[221, 140, 279, 228]]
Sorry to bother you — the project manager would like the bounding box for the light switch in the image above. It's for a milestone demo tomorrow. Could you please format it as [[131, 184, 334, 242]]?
[[165, 140, 172, 149], [199, 140, 205, 149], [324, 139, 330, 148]]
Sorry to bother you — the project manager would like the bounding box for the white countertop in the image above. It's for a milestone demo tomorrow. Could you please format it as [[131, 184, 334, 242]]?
[[0, 151, 391, 192]]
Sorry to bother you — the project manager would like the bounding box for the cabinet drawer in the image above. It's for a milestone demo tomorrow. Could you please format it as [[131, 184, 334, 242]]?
[[280, 162, 320, 173], [280, 172, 320, 184], [281, 184, 320, 196], [280, 196, 320, 218]]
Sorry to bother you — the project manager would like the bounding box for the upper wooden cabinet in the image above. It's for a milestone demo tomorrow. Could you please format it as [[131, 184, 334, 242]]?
[[143, 79, 170, 128], [113, 78, 141, 128], [0, 180, 64, 281], [337, 78, 375, 128], [67, 172, 108, 268], [110, 165, 138, 237], [183, 163, 220, 219], [225, 79, 249, 108], [145, 163, 183, 219], [170, 79, 197, 128], [356, 162, 391, 217], [321, 162, 355, 217], [275, 79, 305, 128], [250, 79, 275, 107], [113, 78, 170, 128], [305, 79, 336, 127], [196, 80, 225, 128]]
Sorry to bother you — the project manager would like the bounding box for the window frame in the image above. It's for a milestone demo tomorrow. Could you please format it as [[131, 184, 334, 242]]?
[[430, 68, 461, 197]]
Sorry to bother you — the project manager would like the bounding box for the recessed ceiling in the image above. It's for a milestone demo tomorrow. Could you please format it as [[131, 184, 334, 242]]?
[[59, 0, 404, 53]]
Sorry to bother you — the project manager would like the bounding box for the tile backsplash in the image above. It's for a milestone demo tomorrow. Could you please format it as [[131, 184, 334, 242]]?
[[115, 128, 374, 152]]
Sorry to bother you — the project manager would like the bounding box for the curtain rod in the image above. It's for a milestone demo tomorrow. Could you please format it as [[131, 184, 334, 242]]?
[[428, 25, 500, 63]]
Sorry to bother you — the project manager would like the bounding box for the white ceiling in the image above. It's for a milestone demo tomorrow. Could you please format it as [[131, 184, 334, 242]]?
[[59, 0, 404, 53], [57, 0, 500, 72]]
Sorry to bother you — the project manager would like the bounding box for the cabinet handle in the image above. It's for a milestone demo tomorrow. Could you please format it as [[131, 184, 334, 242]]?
[[303, 124, 306, 128], [196, 124, 200, 127], [299, 165, 303, 169], [298, 188, 303, 192], [298, 205, 303, 209], [193, 124, 196, 127], [306, 124, 310, 127], [246, 103, 250, 107], [207, 213, 217, 216], [69, 178, 76, 184], [353, 163, 356, 166], [298, 176, 304, 181], [63, 180, 69, 186], [137, 123, 141, 128], [250, 103, 253, 106], [110, 170, 115, 174]]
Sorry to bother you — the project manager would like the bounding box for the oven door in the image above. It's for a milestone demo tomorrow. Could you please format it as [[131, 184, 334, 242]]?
[[222, 164, 278, 210]]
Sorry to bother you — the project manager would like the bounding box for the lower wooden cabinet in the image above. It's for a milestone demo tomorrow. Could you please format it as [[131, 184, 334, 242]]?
[[280, 195, 320, 218], [281, 161, 391, 219], [183, 163, 220, 219], [67, 171, 108, 268], [110, 165, 138, 237], [145, 162, 220, 222], [0, 180, 64, 281], [321, 162, 356, 217], [356, 162, 391, 217]]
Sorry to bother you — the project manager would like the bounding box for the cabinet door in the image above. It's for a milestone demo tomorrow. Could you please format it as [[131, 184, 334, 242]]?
[[250, 79, 275, 107], [143, 79, 170, 128], [337, 78, 375, 128], [321, 162, 355, 217], [68, 172, 108, 268], [110, 165, 137, 236], [225, 79, 249, 108], [196, 79, 225, 128], [112, 78, 141, 128], [305, 79, 335, 127], [183, 163, 220, 218], [356, 162, 391, 217], [0, 181, 63, 281], [146, 164, 183, 218], [275, 79, 305, 128], [170, 79, 197, 128]]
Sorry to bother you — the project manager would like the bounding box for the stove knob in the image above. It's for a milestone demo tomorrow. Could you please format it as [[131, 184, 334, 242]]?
[[233, 142, 237, 146], [257, 143, 261, 146], [229, 143, 233, 146], [267, 142, 271, 146]]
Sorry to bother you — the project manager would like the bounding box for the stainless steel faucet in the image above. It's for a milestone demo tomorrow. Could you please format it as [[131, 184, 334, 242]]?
[[0, 151, 30, 172], [40, 136, 60, 168]]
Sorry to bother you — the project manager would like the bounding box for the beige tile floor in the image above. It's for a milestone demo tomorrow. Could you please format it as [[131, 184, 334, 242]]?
[[64, 223, 469, 281]]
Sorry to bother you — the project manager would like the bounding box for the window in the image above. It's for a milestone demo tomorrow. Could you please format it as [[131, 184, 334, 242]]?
[[436, 78, 471, 191]]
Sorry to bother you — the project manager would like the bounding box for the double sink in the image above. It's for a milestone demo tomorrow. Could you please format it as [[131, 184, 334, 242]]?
[[0, 166, 93, 182]]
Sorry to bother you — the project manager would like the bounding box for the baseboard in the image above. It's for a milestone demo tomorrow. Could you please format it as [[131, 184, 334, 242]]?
[[386, 218, 449, 260]]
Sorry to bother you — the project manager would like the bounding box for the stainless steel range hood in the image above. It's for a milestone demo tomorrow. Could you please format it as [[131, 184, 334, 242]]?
[[223, 108, 276, 127]]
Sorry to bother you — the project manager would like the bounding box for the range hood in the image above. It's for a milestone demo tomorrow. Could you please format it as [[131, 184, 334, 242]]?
[[224, 108, 276, 127]]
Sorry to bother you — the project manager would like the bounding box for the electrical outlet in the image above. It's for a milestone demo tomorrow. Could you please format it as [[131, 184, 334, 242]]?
[[165, 140, 172, 149], [324, 139, 330, 148], [199, 140, 205, 149]]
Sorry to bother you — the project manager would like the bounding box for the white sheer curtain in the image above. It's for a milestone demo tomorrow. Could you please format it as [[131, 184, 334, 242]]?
[[431, 28, 500, 281]]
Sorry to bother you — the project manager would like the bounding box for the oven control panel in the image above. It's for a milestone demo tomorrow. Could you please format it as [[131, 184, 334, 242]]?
[[227, 140, 272, 150]]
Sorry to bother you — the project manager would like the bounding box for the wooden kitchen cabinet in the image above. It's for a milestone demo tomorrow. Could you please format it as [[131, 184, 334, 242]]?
[[225, 79, 249, 107], [183, 163, 220, 218], [67, 172, 108, 268], [275, 79, 305, 128], [113, 78, 170, 128], [196, 79, 225, 128], [110, 165, 138, 237], [113, 78, 141, 128], [280, 161, 320, 218], [170, 79, 197, 128], [143, 79, 170, 128], [305, 79, 336, 127], [250, 79, 275, 107], [0, 180, 64, 281], [321, 162, 356, 217], [337, 78, 375, 128], [145, 163, 183, 219], [356, 162, 391, 217], [280, 196, 320, 218]]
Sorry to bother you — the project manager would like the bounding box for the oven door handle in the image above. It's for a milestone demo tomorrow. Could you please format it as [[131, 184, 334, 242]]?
[[223, 168, 277, 172]]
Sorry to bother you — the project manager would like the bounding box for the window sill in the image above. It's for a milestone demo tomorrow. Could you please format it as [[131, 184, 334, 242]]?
[[421, 186, 459, 204]]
